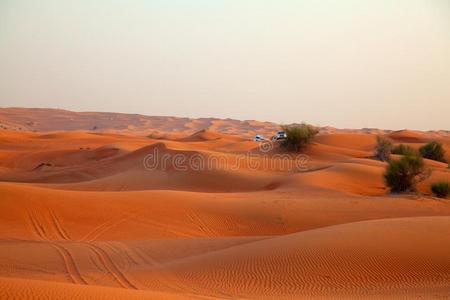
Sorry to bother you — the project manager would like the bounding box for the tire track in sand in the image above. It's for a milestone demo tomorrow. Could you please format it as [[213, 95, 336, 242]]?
[[187, 211, 217, 237], [26, 210, 87, 285], [86, 243, 138, 290], [111, 241, 188, 292], [29, 209, 138, 289], [27, 210, 49, 241], [48, 209, 71, 240], [49, 243, 88, 285], [81, 212, 136, 241]]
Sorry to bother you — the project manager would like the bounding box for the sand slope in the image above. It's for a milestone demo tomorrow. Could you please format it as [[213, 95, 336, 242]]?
[[0, 277, 205, 300], [160, 217, 450, 298]]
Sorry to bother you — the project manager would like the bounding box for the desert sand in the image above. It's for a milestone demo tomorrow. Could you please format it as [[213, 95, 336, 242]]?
[[0, 109, 450, 299]]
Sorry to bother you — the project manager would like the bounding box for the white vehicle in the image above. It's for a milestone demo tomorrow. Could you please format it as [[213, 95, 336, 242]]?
[[271, 131, 287, 141], [254, 134, 265, 142]]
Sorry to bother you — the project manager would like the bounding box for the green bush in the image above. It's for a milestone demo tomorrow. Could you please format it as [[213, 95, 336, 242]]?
[[374, 136, 392, 162], [282, 123, 318, 151], [384, 152, 425, 192], [431, 182, 449, 198], [391, 144, 415, 155], [419, 141, 446, 162]]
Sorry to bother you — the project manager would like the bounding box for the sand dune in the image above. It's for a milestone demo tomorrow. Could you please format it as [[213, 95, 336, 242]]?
[[181, 129, 246, 142], [0, 277, 204, 300], [289, 161, 387, 196], [314, 133, 377, 151], [2, 180, 450, 242], [388, 129, 431, 143], [0, 117, 449, 299], [159, 217, 450, 298]]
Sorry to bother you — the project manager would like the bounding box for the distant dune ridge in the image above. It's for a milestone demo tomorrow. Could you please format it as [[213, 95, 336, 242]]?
[[0, 107, 450, 299], [1, 107, 449, 138], [0, 107, 281, 138]]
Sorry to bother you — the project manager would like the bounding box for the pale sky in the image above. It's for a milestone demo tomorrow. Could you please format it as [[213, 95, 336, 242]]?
[[0, 0, 449, 130]]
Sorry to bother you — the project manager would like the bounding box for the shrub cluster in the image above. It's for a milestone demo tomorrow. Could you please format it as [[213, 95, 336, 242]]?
[[391, 144, 415, 155], [431, 182, 449, 198], [384, 152, 425, 192], [375, 138, 448, 195], [374, 136, 392, 162], [282, 123, 318, 152], [419, 141, 446, 163]]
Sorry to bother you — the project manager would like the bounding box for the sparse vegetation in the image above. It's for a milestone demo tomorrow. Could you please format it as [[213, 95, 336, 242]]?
[[391, 144, 415, 156], [374, 136, 392, 161], [419, 141, 446, 163], [384, 152, 425, 192], [282, 123, 318, 151], [431, 182, 449, 198]]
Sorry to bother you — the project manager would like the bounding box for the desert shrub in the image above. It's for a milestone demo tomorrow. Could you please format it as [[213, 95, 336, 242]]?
[[419, 141, 446, 162], [391, 144, 415, 155], [374, 136, 392, 161], [431, 182, 449, 198], [384, 152, 425, 192], [282, 123, 318, 151]]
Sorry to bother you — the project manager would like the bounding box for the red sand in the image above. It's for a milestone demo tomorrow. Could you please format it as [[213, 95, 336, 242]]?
[[0, 109, 449, 299]]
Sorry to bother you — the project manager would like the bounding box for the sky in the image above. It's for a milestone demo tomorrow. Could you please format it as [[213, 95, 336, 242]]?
[[0, 0, 449, 130]]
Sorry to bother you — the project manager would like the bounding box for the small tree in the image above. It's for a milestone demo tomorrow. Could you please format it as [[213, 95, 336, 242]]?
[[282, 123, 318, 151], [419, 141, 446, 162], [431, 182, 449, 198], [374, 135, 392, 162], [384, 152, 425, 192], [391, 144, 415, 155]]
